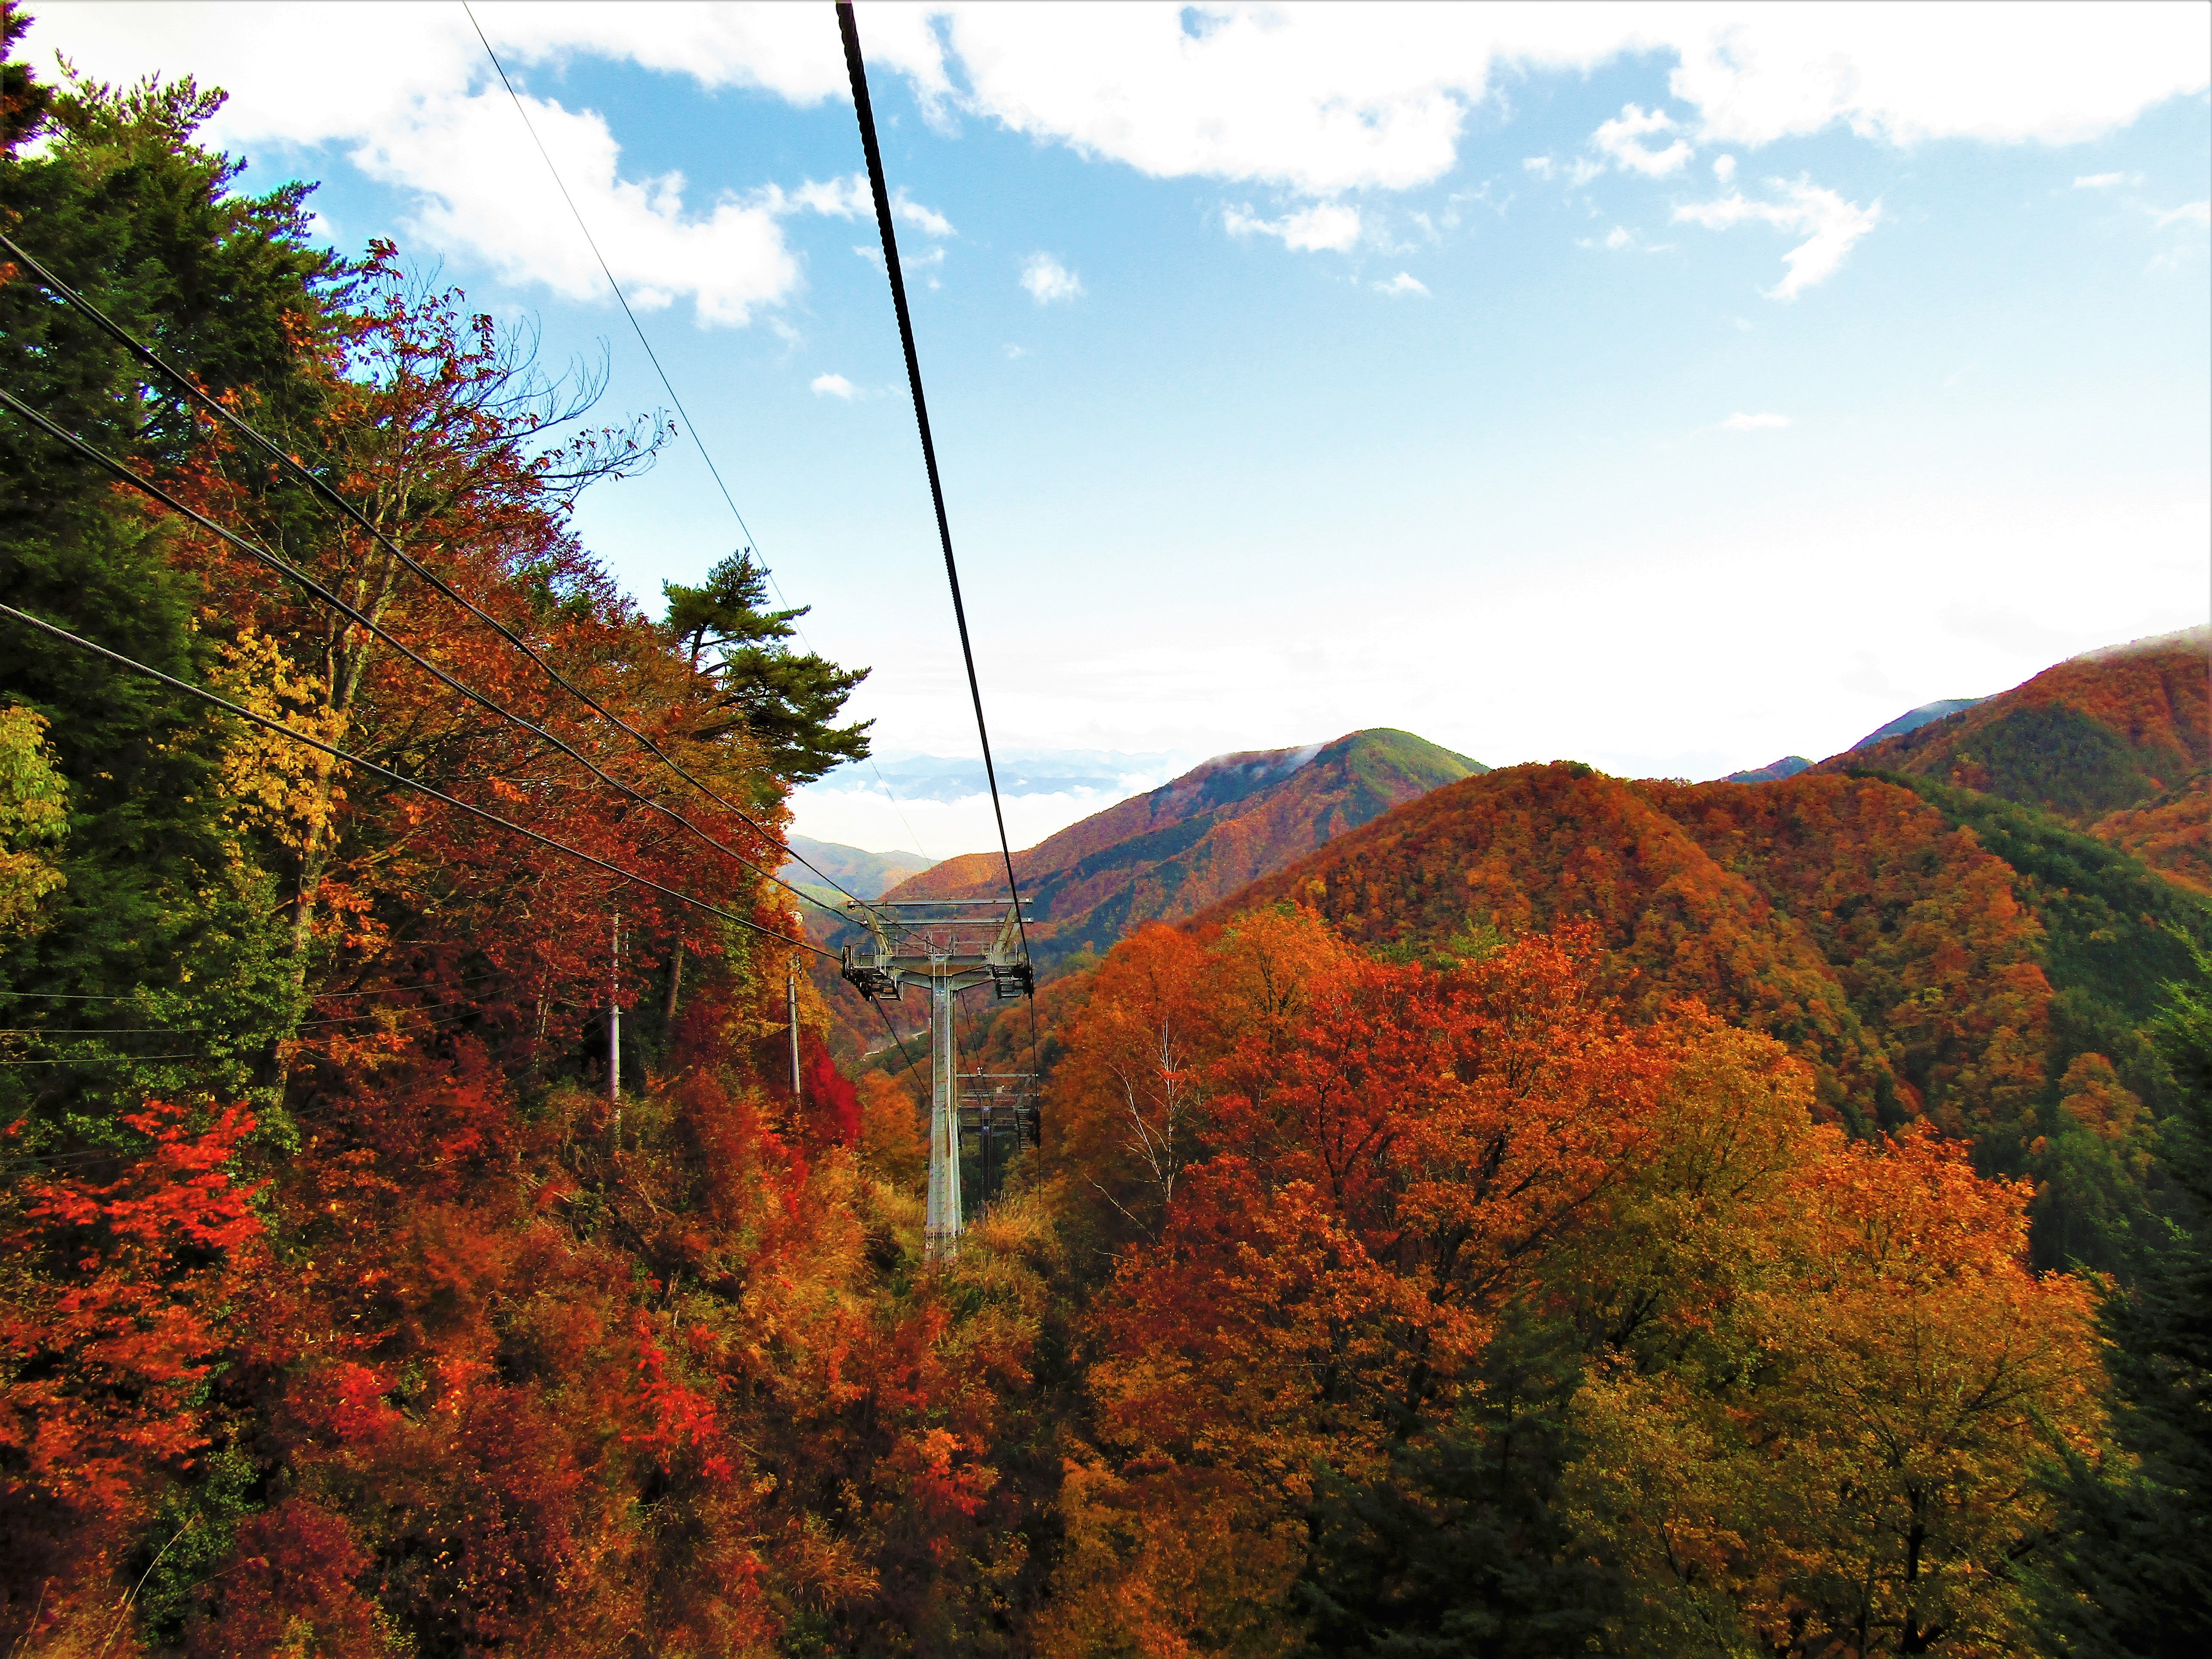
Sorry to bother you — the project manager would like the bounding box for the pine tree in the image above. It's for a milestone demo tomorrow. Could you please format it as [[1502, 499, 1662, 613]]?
[[1296, 1315, 1624, 1658], [0, 20, 331, 1124], [662, 549, 872, 785]]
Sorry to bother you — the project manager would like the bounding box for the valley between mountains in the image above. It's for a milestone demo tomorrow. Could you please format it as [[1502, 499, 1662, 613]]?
[[817, 626, 2208, 1270], [3, 38, 2206, 1651]]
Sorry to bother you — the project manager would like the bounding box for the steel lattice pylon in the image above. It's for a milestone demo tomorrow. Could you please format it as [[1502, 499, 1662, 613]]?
[[839, 899, 1032, 1259]]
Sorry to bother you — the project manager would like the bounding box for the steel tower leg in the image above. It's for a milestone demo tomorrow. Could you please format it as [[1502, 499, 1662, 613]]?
[[924, 969, 963, 1260]]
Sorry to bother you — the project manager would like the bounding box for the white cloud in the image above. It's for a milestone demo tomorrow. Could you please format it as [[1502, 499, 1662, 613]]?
[[780, 173, 873, 219], [22, 3, 948, 331], [347, 90, 812, 326], [2155, 201, 2211, 229], [1224, 202, 1363, 252], [904, 5, 2207, 195], [1373, 271, 1430, 297], [1674, 178, 1882, 298], [1020, 252, 1085, 304], [894, 191, 957, 237], [1582, 225, 1671, 254], [1524, 153, 1604, 191], [811, 373, 857, 399], [1663, 7, 2210, 148], [1721, 410, 1792, 430], [1591, 103, 1692, 176], [1713, 154, 1738, 182], [2073, 171, 2133, 188], [26, 0, 2207, 279]]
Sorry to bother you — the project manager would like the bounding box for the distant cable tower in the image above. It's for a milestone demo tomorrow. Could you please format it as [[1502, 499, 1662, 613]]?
[[841, 901, 1031, 1258]]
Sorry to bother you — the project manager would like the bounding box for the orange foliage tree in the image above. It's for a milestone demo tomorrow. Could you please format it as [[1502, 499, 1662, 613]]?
[[1040, 914, 2102, 1657]]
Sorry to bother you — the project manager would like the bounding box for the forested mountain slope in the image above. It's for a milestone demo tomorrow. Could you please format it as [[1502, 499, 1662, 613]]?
[[1, 14, 2202, 1653], [1822, 626, 2207, 822], [882, 727, 1482, 964], [778, 832, 933, 902], [1202, 640, 2211, 1270]]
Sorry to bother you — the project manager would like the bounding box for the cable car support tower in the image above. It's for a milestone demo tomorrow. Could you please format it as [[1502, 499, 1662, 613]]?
[[841, 899, 1032, 1259]]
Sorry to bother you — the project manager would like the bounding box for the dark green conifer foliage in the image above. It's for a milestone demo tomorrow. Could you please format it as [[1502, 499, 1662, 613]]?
[[1296, 1320, 1623, 1657], [2034, 948, 2212, 1656], [1863, 770, 2212, 1273], [0, 24, 330, 1126], [662, 549, 872, 786]]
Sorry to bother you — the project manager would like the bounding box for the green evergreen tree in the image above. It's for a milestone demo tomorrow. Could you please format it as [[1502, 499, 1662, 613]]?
[[0, 17, 331, 1129], [2033, 945, 2212, 1655], [662, 549, 872, 786], [1296, 1317, 1625, 1657]]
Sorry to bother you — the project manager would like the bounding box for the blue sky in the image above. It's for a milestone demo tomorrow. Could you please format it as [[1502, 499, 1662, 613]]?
[[29, 3, 2211, 857]]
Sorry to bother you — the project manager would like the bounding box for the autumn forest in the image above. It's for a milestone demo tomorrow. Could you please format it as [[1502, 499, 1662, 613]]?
[[2, 13, 2209, 1658]]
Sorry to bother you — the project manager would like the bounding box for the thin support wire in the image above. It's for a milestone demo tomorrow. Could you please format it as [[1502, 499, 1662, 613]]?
[[837, 2, 1043, 1081], [0, 604, 839, 961]]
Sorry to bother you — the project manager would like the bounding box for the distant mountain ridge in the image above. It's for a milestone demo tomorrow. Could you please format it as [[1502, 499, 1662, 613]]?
[[1849, 696, 1987, 752], [1820, 626, 2208, 828], [1720, 697, 1987, 784], [881, 728, 1483, 963], [1723, 756, 1812, 784], [779, 835, 935, 902]]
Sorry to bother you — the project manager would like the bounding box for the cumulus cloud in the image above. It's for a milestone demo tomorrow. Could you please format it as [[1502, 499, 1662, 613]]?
[[21, 3, 949, 330], [1674, 178, 1882, 298], [24, 0, 2207, 284], [2073, 171, 2133, 188], [1713, 154, 1737, 182], [1224, 202, 1362, 251], [2155, 201, 2211, 228], [894, 193, 957, 237], [1372, 271, 1430, 296], [1020, 252, 1085, 304], [811, 373, 857, 399], [1591, 103, 1692, 176], [1721, 410, 1792, 430], [780, 173, 873, 219], [1662, 7, 2208, 147], [900, 5, 2206, 195]]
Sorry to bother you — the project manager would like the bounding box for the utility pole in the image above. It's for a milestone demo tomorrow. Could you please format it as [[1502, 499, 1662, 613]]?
[[608, 912, 621, 1133], [840, 899, 1031, 1261], [927, 949, 960, 1252], [787, 951, 803, 1110]]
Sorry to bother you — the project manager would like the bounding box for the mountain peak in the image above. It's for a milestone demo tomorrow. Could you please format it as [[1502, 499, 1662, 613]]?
[[879, 728, 1483, 960]]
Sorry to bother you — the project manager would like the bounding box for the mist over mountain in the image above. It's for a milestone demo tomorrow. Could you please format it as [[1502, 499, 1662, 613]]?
[[814, 749, 1185, 804], [778, 835, 935, 903]]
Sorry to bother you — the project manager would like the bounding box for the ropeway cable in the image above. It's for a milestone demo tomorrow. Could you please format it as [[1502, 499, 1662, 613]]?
[[453, 21, 936, 872], [0, 226, 878, 917], [871, 997, 929, 1095], [0, 383, 867, 935], [0, 603, 841, 961], [838, 1, 1043, 1081]]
